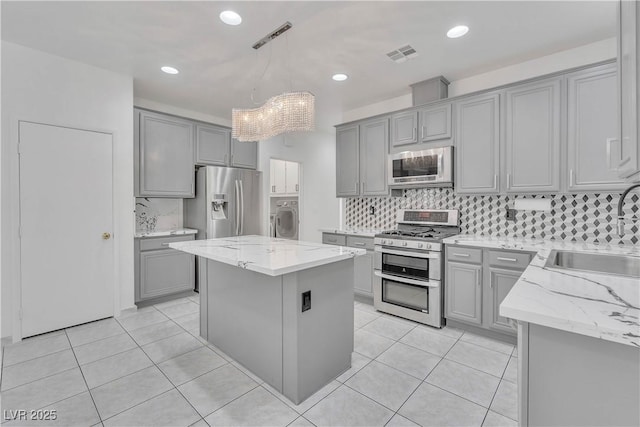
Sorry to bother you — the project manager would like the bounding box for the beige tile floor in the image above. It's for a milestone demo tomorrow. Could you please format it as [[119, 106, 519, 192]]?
[[0, 296, 518, 426]]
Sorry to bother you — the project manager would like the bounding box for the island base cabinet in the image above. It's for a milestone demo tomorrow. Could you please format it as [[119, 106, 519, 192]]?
[[200, 258, 354, 404], [521, 323, 640, 427]]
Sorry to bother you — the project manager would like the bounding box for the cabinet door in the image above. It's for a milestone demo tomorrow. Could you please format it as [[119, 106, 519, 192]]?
[[445, 261, 482, 325], [138, 111, 195, 197], [230, 139, 257, 169], [270, 159, 287, 194], [391, 111, 419, 147], [487, 267, 521, 334], [505, 78, 561, 192], [354, 251, 374, 297], [195, 124, 230, 166], [567, 65, 625, 191], [336, 125, 360, 197], [455, 94, 500, 194], [360, 118, 389, 196], [285, 161, 300, 194], [419, 103, 452, 142], [618, 0, 640, 180], [139, 249, 195, 301]]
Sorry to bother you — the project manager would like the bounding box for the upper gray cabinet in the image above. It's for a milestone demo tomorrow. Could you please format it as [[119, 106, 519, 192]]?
[[231, 139, 258, 169], [335, 118, 389, 197], [617, 0, 640, 182], [195, 124, 229, 166], [336, 125, 360, 197], [419, 103, 452, 142], [505, 78, 561, 192], [136, 109, 195, 198], [455, 93, 500, 194], [567, 65, 625, 191], [391, 111, 418, 147], [359, 118, 389, 196]]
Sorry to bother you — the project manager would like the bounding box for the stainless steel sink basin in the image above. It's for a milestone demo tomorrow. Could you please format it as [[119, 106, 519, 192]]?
[[545, 250, 640, 278]]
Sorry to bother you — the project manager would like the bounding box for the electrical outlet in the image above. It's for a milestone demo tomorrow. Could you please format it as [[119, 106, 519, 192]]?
[[369, 206, 375, 216], [301, 291, 311, 312], [506, 208, 516, 222]]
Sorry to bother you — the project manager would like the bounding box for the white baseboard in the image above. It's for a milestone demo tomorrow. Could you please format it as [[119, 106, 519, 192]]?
[[118, 305, 138, 318]]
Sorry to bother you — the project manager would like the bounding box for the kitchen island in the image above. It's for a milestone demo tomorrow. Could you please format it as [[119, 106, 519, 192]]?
[[444, 235, 640, 426], [169, 235, 365, 404]]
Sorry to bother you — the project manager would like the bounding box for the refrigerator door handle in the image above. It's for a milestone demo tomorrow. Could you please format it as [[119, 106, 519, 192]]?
[[239, 180, 245, 235], [234, 180, 241, 235]]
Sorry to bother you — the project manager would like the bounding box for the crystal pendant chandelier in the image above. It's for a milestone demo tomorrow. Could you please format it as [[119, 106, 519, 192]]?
[[232, 22, 315, 142]]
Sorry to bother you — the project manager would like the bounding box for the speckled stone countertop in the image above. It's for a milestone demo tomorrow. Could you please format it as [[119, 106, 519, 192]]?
[[443, 235, 640, 348], [134, 228, 198, 238], [170, 235, 366, 277]]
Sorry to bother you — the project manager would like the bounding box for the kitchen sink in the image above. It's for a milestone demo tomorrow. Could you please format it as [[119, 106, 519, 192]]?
[[545, 250, 640, 278]]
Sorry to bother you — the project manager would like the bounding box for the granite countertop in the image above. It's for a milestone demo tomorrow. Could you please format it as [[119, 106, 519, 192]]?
[[134, 228, 198, 238], [318, 228, 383, 238], [443, 234, 640, 348], [169, 235, 366, 277]]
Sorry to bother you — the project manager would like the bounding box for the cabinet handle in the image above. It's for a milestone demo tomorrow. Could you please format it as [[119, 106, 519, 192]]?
[[230, 154, 234, 164], [489, 278, 493, 289], [362, 182, 365, 193], [353, 242, 366, 246], [569, 169, 575, 188], [412, 127, 417, 142], [497, 257, 517, 262], [161, 243, 170, 246], [453, 253, 470, 257], [494, 174, 498, 190], [606, 138, 619, 170], [295, 184, 299, 192], [271, 185, 275, 193], [355, 181, 359, 193], [507, 173, 511, 188], [224, 153, 228, 164], [328, 238, 337, 243], [421, 126, 425, 140]]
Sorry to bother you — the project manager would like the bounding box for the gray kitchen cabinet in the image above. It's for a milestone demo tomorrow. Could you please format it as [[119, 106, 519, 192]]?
[[336, 119, 389, 197], [446, 260, 483, 325], [505, 78, 561, 192], [419, 103, 452, 142], [359, 118, 389, 196], [617, 0, 640, 182], [487, 267, 521, 333], [322, 232, 375, 298], [567, 65, 625, 191], [135, 109, 195, 198], [231, 138, 258, 169], [336, 125, 360, 197], [446, 245, 532, 338], [391, 111, 419, 147], [135, 234, 195, 303], [195, 124, 230, 166], [455, 93, 501, 194]]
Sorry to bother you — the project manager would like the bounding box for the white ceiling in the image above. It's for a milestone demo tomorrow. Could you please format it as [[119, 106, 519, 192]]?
[[2, 1, 616, 126]]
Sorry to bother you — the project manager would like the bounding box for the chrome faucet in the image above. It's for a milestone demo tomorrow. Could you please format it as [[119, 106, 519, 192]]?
[[617, 183, 640, 236]]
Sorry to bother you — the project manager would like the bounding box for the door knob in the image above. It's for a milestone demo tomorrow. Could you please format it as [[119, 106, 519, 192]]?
[[102, 232, 111, 240]]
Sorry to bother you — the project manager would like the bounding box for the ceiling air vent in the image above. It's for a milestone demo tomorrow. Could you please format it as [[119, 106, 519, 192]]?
[[386, 45, 418, 63]]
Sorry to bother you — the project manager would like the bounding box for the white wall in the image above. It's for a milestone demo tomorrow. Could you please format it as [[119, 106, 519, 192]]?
[[1, 42, 134, 339], [342, 38, 617, 123]]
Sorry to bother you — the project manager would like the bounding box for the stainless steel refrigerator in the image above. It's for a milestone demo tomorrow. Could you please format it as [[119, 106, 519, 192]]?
[[185, 166, 262, 240]]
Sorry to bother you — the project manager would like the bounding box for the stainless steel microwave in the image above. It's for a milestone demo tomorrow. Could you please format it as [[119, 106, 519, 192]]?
[[388, 146, 453, 188]]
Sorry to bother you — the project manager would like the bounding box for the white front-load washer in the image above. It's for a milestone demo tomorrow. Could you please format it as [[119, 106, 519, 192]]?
[[274, 200, 298, 240]]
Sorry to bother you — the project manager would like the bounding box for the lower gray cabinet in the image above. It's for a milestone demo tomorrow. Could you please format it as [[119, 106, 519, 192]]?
[[135, 234, 195, 303], [322, 232, 374, 298], [446, 261, 482, 325], [445, 245, 533, 337]]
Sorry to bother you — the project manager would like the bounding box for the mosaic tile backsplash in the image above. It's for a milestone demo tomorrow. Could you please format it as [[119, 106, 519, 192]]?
[[135, 198, 183, 233], [345, 189, 640, 245]]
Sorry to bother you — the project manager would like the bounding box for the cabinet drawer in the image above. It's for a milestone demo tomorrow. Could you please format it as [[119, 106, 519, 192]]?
[[346, 235, 374, 250], [139, 234, 195, 251], [322, 233, 346, 246], [447, 246, 482, 264], [488, 250, 532, 270]]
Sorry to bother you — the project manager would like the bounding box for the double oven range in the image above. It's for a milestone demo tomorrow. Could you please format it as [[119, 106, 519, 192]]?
[[373, 209, 460, 328]]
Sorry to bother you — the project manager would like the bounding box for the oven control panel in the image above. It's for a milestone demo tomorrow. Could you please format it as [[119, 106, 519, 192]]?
[[374, 238, 441, 252], [397, 209, 459, 226]]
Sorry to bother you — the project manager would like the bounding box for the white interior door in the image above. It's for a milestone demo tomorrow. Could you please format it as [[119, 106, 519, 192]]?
[[19, 121, 114, 337]]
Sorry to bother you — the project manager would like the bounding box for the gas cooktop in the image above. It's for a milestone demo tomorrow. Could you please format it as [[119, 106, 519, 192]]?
[[375, 209, 461, 243], [377, 227, 459, 242]]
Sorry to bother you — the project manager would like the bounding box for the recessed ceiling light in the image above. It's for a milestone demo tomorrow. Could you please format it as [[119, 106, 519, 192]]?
[[161, 66, 179, 75], [220, 10, 242, 26], [332, 73, 348, 81], [447, 25, 469, 39]]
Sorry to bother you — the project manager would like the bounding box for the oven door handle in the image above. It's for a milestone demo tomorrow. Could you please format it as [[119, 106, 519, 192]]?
[[375, 247, 440, 259], [374, 271, 440, 288]]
